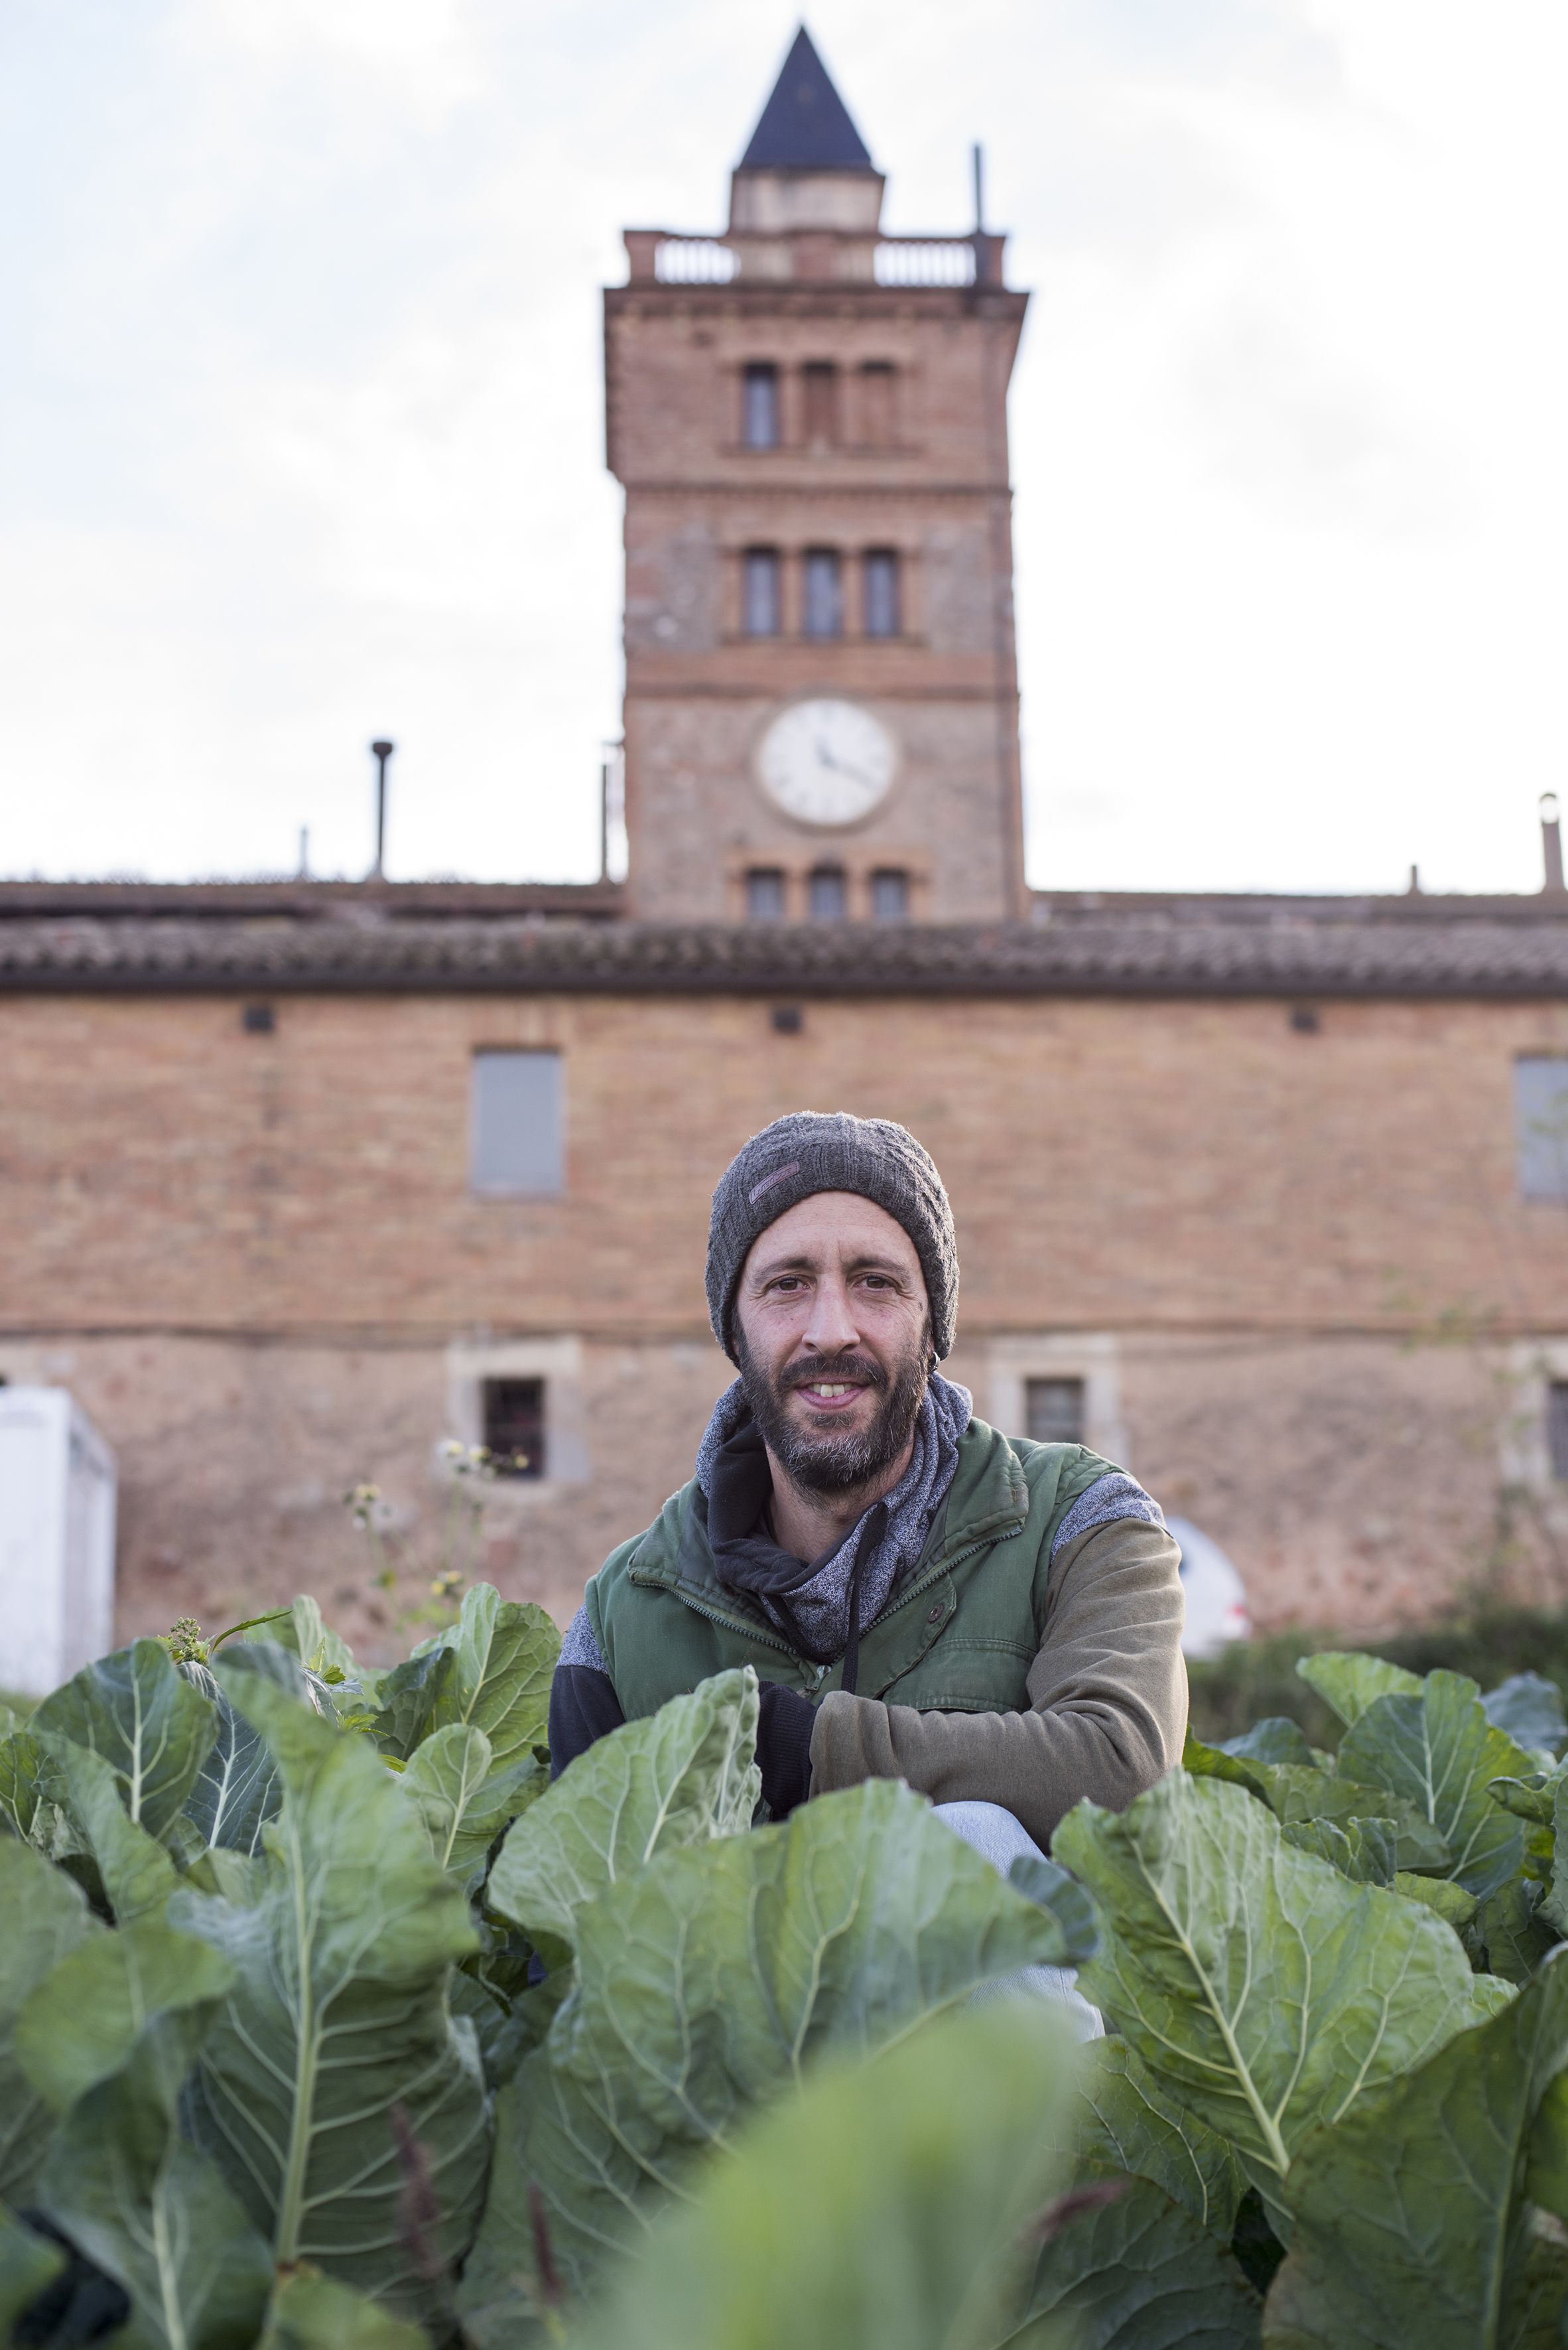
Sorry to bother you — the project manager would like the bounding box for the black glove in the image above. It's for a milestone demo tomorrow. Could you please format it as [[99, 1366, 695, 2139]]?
[[755, 1682, 817, 1818]]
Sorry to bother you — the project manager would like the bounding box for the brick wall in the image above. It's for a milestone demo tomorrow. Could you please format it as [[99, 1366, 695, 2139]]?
[[6, 986, 1568, 1647], [9, 991, 1568, 1334]]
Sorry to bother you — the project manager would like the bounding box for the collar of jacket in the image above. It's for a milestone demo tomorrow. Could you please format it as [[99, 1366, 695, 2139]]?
[[627, 1417, 1030, 1641]]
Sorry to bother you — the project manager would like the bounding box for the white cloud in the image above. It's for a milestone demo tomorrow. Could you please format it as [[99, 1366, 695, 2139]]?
[[185, 0, 482, 111], [1, 0, 1565, 894]]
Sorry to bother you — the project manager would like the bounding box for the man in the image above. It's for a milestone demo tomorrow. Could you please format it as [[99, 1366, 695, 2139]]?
[[550, 1111, 1187, 1864]]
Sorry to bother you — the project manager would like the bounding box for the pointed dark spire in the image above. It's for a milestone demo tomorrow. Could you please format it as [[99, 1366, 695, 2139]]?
[[738, 27, 874, 173]]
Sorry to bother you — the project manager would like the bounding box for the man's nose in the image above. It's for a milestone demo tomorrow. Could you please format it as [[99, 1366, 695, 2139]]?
[[801, 1275, 860, 1354]]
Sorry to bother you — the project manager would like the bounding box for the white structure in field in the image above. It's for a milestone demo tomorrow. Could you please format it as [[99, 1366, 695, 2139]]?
[[0, 1387, 117, 1696], [1168, 1515, 1251, 1661]]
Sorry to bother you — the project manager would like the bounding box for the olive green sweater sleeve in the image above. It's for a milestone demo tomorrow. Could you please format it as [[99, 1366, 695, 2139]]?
[[806, 1518, 1188, 1851]]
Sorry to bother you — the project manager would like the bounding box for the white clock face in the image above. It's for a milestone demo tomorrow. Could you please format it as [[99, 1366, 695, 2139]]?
[[756, 699, 897, 827]]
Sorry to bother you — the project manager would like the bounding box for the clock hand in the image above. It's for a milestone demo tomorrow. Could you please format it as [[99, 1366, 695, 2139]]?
[[815, 741, 876, 788]]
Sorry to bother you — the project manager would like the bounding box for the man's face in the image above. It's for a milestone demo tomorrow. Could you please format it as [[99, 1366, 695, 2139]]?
[[732, 1191, 931, 1495]]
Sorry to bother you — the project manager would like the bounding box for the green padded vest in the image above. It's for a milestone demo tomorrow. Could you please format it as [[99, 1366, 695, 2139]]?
[[585, 1417, 1121, 1717]]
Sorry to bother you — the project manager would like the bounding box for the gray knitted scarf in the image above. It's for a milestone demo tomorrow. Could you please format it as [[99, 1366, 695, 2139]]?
[[694, 1371, 972, 1666]]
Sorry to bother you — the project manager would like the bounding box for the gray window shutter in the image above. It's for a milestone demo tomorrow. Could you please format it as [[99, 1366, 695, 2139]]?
[[1515, 1058, 1568, 1200], [470, 1050, 564, 1196]]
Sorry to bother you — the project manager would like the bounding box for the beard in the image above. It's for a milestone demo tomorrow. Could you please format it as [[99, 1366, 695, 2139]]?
[[736, 1326, 931, 1497]]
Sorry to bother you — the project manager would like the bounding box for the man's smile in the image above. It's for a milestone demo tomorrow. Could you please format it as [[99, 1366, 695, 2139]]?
[[795, 1380, 868, 1411]]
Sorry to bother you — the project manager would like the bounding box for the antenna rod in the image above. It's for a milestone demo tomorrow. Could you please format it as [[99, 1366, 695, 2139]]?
[[370, 740, 394, 879], [1543, 792, 1565, 893], [972, 141, 985, 235]]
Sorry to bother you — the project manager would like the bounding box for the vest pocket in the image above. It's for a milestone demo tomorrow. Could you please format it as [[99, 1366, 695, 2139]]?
[[880, 1633, 1035, 1712]]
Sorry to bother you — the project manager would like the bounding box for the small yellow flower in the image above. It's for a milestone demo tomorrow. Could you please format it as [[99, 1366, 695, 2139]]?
[[161, 1616, 210, 1664]]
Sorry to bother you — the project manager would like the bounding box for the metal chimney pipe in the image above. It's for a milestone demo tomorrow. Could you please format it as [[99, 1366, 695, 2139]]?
[[1543, 792, 1565, 894], [370, 740, 394, 878]]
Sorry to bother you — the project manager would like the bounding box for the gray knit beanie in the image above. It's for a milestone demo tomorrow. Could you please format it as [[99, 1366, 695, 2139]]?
[[706, 1111, 959, 1362]]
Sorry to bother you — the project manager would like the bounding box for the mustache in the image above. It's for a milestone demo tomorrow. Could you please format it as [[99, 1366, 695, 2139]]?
[[778, 1353, 887, 1394]]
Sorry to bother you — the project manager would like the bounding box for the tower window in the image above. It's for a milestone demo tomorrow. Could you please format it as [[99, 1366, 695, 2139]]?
[[870, 868, 909, 922], [1025, 1377, 1085, 1446], [470, 1048, 563, 1196], [482, 1377, 545, 1478], [1516, 1058, 1568, 1200], [809, 866, 847, 922], [860, 362, 895, 447], [803, 362, 840, 445], [803, 549, 843, 640], [742, 364, 779, 449], [863, 549, 901, 639], [742, 548, 781, 637], [746, 868, 786, 922]]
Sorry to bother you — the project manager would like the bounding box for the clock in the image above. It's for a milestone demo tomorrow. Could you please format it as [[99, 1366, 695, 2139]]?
[[756, 699, 897, 827]]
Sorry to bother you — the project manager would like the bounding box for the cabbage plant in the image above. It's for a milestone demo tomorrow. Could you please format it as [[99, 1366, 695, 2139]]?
[[3, 1594, 1568, 2349]]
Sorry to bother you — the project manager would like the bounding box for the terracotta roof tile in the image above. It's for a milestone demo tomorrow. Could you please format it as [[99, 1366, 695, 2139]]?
[[3, 895, 1568, 997]]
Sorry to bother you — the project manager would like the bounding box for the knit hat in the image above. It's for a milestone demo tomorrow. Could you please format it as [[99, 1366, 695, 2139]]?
[[706, 1111, 959, 1362]]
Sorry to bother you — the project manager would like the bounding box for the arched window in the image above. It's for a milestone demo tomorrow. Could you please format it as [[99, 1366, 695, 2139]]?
[[742, 364, 779, 449], [746, 868, 786, 921], [742, 549, 781, 636], [803, 362, 840, 445], [863, 549, 901, 638], [860, 362, 896, 447], [809, 866, 847, 921], [803, 550, 842, 639], [870, 868, 909, 922]]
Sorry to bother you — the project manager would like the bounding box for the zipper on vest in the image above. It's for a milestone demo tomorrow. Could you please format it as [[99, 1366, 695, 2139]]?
[[657, 1584, 805, 1665]]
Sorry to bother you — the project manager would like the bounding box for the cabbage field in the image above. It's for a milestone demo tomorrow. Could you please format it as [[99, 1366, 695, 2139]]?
[[4, 1586, 1568, 2347]]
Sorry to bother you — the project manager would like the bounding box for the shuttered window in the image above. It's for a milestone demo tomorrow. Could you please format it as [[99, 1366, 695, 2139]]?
[[803, 549, 842, 639], [1516, 1058, 1568, 1200], [871, 869, 909, 922], [860, 362, 895, 446], [803, 362, 839, 444], [470, 1050, 563, 1196], [864, 549, 900, 638], [743, 365, 779, 449], [747, 868, 786, 921], [743, 549, 781, 636], [809, 867, 846, 921]]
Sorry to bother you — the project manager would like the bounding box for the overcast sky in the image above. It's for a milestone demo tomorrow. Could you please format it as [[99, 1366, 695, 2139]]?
[[3, 0, 1565, 894]]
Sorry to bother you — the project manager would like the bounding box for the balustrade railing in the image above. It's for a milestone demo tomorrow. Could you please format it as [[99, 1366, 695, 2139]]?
[[634, 233, 1000, 288], [654, 238, 740, 284], [874, 240, 978, 287]]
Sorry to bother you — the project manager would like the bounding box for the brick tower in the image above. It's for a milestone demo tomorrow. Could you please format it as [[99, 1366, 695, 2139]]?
[[605, 27, 1030, 924]]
